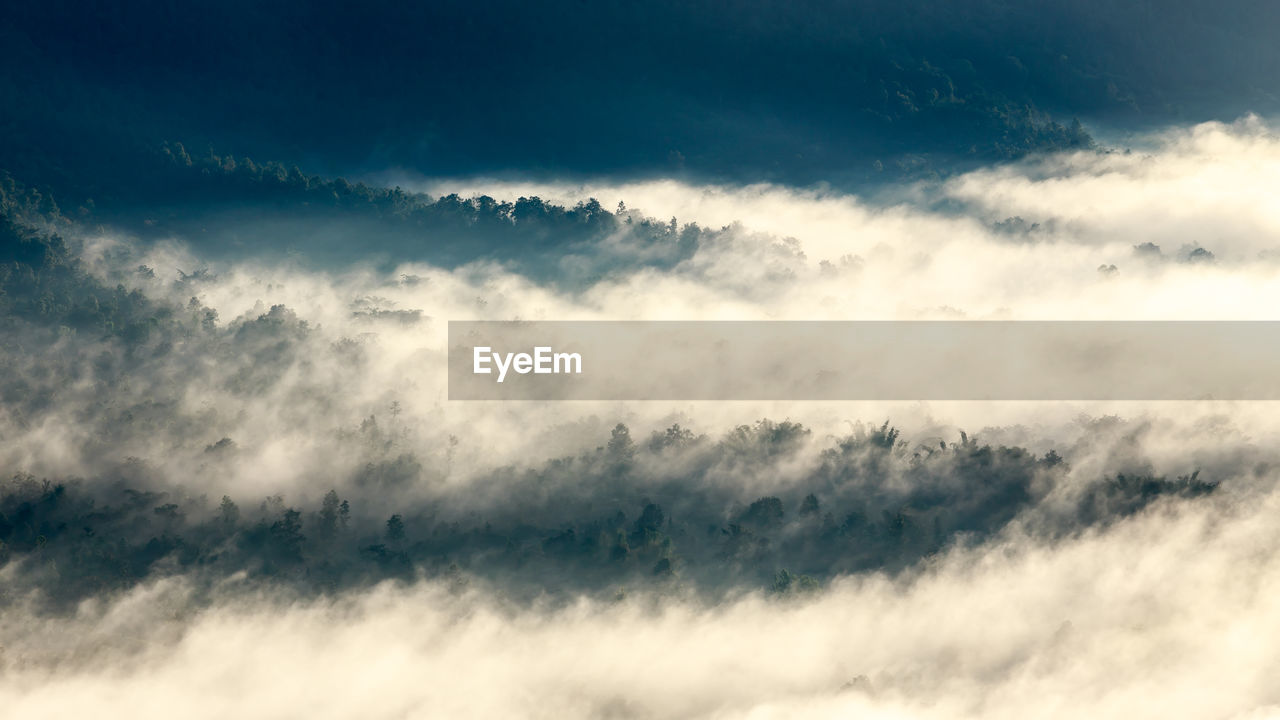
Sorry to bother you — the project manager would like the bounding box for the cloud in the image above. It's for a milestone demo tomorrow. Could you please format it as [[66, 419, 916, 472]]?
[[4, 118, 1280, 717], [5, 119, 1280, 496], [3, 486, 1280, 719], [393, 117, 1280, 324]]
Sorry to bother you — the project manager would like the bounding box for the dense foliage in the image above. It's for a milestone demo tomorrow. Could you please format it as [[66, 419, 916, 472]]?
[[0, 205, 1220, 611], [0, 421, 1216, 610]]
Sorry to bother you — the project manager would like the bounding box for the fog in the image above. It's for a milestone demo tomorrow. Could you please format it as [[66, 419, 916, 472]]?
[[7, 117, 1270, 488], [3, 487, 1279, 719], [3, 118, 1280, 717]]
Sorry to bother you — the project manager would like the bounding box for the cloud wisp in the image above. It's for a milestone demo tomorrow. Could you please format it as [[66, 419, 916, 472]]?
[[3, 118, 1280, 717]]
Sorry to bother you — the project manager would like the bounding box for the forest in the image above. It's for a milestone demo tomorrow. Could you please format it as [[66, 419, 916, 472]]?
[[0, 182, 1219, 613], [1, 3, 1276, 715]]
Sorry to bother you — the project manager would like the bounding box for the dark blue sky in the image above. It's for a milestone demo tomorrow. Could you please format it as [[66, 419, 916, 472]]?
[[2, 0, 1278, 191]]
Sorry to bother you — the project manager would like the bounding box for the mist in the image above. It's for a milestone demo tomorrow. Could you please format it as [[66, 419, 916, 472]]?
[[3, 117, 1280, 717], [4, 488, 1280, 719]]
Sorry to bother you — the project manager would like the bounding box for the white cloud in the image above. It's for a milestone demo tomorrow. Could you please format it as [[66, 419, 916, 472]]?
[[4, 487, 1280, 719], [5, 119, 1280, 718]]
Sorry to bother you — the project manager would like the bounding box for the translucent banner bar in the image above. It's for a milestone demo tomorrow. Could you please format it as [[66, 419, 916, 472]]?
[[447, 321, 1280, 400]]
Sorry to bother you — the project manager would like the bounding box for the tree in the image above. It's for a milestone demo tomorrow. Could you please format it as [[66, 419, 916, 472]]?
[[267, 508, 305, 565], [317, 490, 341, 542], [771, 569, 819, 595], [634, 503, 665, 535], [740, 497, 785, 529], [607, 424, 634, 460], [219, 495, 239, 528], [385, 514, 406, 544], [799, 494, 821, 517]]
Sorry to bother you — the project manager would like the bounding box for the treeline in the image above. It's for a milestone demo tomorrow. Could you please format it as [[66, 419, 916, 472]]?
[[0, 216, 184, 343], [0, 420, 1217, 610], [147, 141, 699, 258], [3, 154, 702, 295], [0, 187, 1223, 612], [1, 145, 705, 281], [0, 181, 211, 345]]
